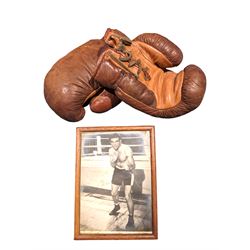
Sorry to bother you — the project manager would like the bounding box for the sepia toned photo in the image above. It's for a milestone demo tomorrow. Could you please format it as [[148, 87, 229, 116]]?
[[74, 126, 157, 240]]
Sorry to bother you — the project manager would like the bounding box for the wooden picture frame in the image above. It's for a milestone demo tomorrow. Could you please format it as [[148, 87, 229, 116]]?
[[74, 126, 157, 240]]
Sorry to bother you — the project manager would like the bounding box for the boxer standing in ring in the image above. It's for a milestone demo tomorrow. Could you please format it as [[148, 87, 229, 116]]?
[[108, 133, 135, 230]]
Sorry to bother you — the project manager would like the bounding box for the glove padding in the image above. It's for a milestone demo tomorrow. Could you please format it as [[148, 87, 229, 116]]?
[[44, 39, 121, 122], [94, 28, 206, 118]]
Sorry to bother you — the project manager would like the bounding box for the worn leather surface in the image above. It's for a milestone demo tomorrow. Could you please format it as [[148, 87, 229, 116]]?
[[134, 33, 183, 68], [44, 39, 120, 122], [94, 29, 206, 118]]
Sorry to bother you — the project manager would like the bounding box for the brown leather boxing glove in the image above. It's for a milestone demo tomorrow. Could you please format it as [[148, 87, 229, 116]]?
[[44, 39, 121, 122], [94, 28, 206, 118]]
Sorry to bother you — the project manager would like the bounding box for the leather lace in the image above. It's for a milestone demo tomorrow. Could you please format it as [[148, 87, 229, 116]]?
[[107, 35, 151, 81]]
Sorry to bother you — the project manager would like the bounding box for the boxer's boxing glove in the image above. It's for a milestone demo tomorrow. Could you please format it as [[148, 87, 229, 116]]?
[[94, 29, 206, 118], [44, 39, 121, 122]]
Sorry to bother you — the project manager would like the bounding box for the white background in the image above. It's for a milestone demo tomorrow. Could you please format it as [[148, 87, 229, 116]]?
[[0, 0, 249, 249]]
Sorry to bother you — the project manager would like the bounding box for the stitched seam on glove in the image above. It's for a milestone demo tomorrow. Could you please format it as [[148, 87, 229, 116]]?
[[116, 86, 185, 113], [83, 87, 102, 104], [133, 33, 183, 67], [133, 41, 173, 68]]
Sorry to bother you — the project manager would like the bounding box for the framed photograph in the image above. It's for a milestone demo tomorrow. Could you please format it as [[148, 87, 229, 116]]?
[[74, 126, 157, 240]]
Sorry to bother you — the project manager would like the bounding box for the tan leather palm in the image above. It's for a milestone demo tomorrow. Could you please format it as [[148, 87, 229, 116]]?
[[130, 42, 184, 109], [102, 30, 184, 109], [94, 28, 206, 118]]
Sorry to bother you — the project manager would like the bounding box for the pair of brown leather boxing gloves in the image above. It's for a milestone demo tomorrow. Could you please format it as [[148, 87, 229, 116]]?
[[44, 28, 206, 122]]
